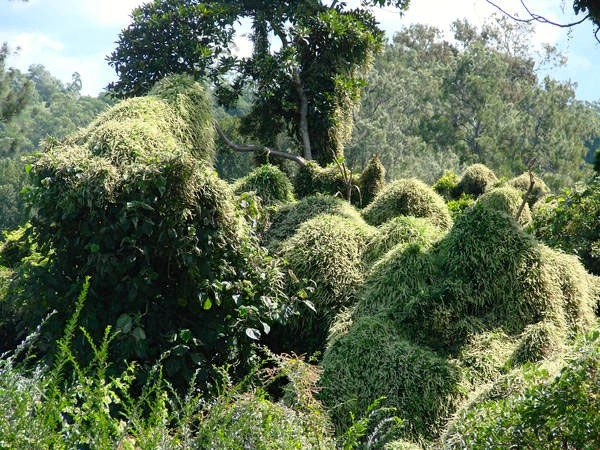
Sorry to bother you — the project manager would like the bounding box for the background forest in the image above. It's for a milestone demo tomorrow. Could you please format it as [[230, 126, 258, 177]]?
[[1, 0, 600, 448]]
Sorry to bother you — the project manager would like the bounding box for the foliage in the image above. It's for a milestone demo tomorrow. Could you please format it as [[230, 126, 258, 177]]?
[[294, 160, 360, 200], [358, 154, 386, 206], [0, 287, 336, 449], [272, 213, 375, 356], [233, 164, 295, 208], [476, 186, 532, 227], [533, 177, 600, 276], [446, 193, 475, 220], [0, 158, 29, 232], [363, 216, 444, 265], [0, 64, 111, 156], [346, 18, 599, 188], [433, 170, 459, 200], [4, 77, 291, 388], [455, 163, 498, 198], [265, 194, 365, 248], [0, 224, 33, 267], [320, 197, 598, 443], [507, 172, 551, 208], [107, 0, 407, 165], [444, 329, 600, 449], [362, 178, 452, 230], [320, 315, 463, 439], [0, 43, 32, 125]]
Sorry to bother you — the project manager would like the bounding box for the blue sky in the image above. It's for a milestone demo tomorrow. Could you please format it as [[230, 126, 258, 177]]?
[[2, 0, 599, 101]]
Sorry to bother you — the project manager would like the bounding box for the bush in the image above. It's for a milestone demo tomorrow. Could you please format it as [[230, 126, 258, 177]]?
[[272, 213, 375, 355], [477, 186, 532, 227], [0, 224, 33, 268], [533, 178, 600, 276], [196, 391, 335, 449], [507, 172, 551, 208], [455, 164, 497, 198], [358, 154, 386, 206], [265, 194, 364, 248], [432, 170, 459, 200], [443, 330, 600, 449], [233, 164, 295, 208], [294, 161, 358, 200], [320, 316, 463, 439], [363, 216, 444, 265], [321, 199, 598, 443], [362, 178, 452, 230], [7, 75, 290, 388]]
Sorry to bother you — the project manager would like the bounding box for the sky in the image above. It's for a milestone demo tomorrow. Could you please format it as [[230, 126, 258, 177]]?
[[1, 0, 599, 101]]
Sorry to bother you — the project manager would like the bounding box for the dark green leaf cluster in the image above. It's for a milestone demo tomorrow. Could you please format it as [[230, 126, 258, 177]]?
[[3, 77, 289, 388], [444, 330, 600, 449], [533, 176, 600, 276]]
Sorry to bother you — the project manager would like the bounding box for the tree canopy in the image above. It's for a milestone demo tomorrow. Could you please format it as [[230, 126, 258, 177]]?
[[108, 0, 409, 166]]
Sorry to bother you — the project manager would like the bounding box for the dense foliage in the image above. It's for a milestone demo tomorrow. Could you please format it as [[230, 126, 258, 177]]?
[[1, 3, 600, 448], [346, 17, 600, 189], [1, 76, 292, 388], [108, 0, 409, 165]]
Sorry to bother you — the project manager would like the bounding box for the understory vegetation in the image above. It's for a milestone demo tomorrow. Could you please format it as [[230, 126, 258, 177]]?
[[1, 6, 600, 448]]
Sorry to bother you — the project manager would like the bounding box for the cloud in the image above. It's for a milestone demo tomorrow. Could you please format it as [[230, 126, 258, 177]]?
[[1, 31, 114, 96], [77, 0, 149, 28]]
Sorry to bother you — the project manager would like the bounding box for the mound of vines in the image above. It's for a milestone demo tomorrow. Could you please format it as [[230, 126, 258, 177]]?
[[3, 75, 289, 387]]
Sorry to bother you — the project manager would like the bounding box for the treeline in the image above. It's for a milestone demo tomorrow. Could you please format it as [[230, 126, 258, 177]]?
[[346, 17, 600, 190], [0, 63, 112, 230]]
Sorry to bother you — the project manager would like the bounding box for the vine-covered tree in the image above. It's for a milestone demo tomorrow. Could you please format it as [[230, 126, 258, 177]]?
[[107, 0, 410, 166]]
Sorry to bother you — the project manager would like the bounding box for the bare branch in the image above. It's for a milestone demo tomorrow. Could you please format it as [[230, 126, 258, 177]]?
[[214, 122, 307, 166], [485, 0, 591, 28]]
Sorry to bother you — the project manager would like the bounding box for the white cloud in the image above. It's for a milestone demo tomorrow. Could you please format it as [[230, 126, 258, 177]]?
[[77, 0, 150, 28], [1, 31, 113, 96]]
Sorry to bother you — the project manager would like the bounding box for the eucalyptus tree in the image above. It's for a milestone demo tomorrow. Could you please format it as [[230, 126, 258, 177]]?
[[108, 0, 409, 166], [347, 16, 600, 189]]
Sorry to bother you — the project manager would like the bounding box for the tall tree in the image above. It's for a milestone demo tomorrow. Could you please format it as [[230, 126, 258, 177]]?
[[0, 44, 32, 124], [346, 16, 600, 189], [107, 0, 409, 166]]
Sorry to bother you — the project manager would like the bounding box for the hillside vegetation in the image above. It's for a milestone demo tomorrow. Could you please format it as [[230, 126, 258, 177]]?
[[0, 7, 599, 449]]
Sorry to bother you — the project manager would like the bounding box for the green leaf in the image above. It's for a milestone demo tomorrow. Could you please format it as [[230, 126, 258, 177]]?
[[116, 313, 133, 334], [203, 298, 212, 310], [245, 327, 261, 340]]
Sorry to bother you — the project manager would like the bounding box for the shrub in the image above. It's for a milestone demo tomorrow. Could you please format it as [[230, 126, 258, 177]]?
[[265, 194, 364, 248], [443, 330, 600, 449], [294, 161, 358, 200], [0, 224, 33, 268], [363, 216, 444, 265], [7, 75, 289, 388], [432, 170, 459, 200], [533, 178, 600, 276], [196, 391, 335, 449], [320, 316, 463, 439], [455, 163, 497, 198], [477, 186, 532, 226], [321, 200, 598, 443], [358, 154, 386, 206], [233, 164, 295, 208], [362, 178, 452, 230], [272, 214, 375, 355], [507, 172, 551, 208], [446, 193, 475, 220]]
